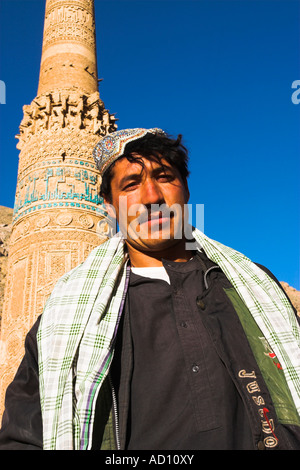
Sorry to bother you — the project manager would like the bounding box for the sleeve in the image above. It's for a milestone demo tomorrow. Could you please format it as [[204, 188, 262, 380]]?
[[0, 316, 43, 450]]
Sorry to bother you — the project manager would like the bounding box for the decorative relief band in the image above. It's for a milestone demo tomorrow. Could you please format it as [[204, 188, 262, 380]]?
[[44, 4, 94, 29], [13, 155, 107, 221], [43, 24, 95, 50], [16, 90, 117, 150], [42, 3, 96, 51], [9, 209, 113, 248], [45, 0, 94, 16]]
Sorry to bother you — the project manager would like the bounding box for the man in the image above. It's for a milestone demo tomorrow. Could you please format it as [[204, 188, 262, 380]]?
[[0, 128, 300, 450]]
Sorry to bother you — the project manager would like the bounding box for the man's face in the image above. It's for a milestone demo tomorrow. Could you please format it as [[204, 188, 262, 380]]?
[[104, 154, 190, 254]]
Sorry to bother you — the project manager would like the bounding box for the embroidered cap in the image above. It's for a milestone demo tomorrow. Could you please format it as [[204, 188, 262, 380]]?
[[93, 128, 166, 176]]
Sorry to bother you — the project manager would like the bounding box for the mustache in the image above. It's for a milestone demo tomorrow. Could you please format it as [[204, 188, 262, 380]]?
[[136, 205, 174, 225]]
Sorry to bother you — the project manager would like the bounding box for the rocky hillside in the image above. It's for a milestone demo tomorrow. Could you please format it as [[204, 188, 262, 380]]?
[[0, 206, 299, 320], [280, 282, 300, 316], [0, 206, 13, 321]]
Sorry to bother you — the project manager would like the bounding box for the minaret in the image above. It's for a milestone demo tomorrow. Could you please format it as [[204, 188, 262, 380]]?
[[0, 0, 116, 414]]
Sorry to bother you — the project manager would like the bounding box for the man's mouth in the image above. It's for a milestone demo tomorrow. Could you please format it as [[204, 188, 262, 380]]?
[[138, 209, 172, 226]]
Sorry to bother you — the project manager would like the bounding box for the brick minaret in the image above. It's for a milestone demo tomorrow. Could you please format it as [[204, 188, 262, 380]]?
[[0, 0, 117, 414]]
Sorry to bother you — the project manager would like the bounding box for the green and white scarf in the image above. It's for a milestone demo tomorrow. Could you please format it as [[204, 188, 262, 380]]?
[[37, 228, 300, 450]]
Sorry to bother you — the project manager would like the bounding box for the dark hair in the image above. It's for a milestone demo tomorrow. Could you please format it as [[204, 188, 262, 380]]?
[[100, 132, 190, 202]]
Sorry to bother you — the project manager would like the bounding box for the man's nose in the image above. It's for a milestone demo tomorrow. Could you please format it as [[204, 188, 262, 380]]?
[[140, 178, 164, 205]]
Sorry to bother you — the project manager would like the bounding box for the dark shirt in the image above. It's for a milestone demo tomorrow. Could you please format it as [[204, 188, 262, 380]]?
[[115, 253, 253, 450], [0, 317, 43, 450]]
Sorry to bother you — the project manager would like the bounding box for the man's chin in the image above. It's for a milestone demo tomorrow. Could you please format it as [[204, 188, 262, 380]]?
[[125, 235, 185, 254]]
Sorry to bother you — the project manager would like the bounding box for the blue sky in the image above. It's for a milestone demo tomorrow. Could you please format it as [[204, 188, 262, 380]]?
[[0, 0, 299, 288]]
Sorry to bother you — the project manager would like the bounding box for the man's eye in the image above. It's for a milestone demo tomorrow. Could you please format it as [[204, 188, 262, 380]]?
[[123, 181, 138, 190], [157, 173, 174, 181]]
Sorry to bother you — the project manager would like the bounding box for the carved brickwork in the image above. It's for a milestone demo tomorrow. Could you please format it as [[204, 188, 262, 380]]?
[[43, 2, 96, 50], [17, 90, 116, 151], [38, 0, 99, 96], [0, 0, 116, 416]]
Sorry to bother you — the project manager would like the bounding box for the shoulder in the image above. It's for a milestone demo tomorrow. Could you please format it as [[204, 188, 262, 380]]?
[[255, 263, 299, 323]]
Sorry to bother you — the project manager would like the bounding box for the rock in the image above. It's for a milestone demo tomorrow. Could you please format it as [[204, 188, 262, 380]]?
[[280, 281, 300, 316]]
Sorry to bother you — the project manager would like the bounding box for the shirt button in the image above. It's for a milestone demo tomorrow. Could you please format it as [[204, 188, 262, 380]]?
[[257, 440, 265, 450], [196, 297, 206, 310], [180, 321, 188, 328], [192, 364, 200, 373]]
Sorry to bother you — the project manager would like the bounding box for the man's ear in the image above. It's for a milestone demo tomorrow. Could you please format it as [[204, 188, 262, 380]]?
[[103, 198, 117, 220], [183, 179, 190, 204]]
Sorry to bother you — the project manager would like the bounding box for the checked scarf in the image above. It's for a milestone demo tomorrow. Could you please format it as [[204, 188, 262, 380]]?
[[37, 228, 300, 450]]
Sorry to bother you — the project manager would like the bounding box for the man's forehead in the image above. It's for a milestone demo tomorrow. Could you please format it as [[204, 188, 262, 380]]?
[[112, 154, 174, 176]]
